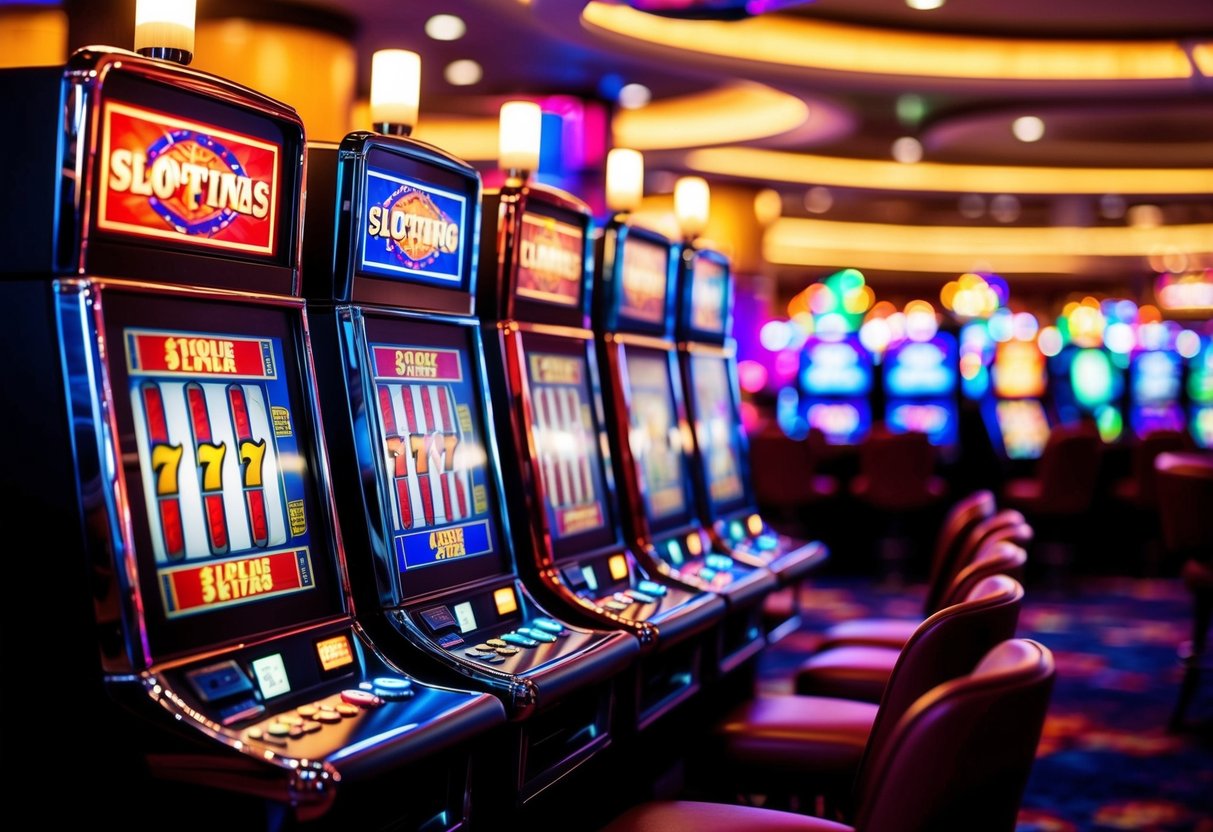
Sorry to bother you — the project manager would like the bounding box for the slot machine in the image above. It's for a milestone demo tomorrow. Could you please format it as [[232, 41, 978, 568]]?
[[798, 332, 874, 446], [591, 215, 778, 676], [0, 46, 506, 828], [1052, 344, 1127, 443], [676, 247, 829, 636], [301, 116, 640, 805], [1128, 347, 1186, 438], [465, 177, 726, 733], [984, 338, 1054, 462], [882, 330, 960, 459]]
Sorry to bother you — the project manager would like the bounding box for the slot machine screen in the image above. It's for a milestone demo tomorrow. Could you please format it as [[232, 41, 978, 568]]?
[[995, 399, 1051, 459], [357, 148, 476, 293], [689, 354, 750, 515], [522, 334, 616, 557], [993, 341, 1047, 399], [621, 346, 695, 532], [1132, 350, 1181, 404], [885, 338, 956, 397], [91, 72, 300, 273], [1189, 343, 1213, 405], [107, 292, 344, 662], [800, 337, 872, 396], [1071, 348, 1120, 408], [365, 317, 507, 598]]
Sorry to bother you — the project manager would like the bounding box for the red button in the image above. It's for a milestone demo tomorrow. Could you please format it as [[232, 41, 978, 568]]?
[[341, 689, 382, 708]]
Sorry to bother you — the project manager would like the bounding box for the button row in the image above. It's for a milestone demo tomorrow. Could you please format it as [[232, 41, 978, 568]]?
[[244, 689, 385, 747], [462, 619, 570, 664]]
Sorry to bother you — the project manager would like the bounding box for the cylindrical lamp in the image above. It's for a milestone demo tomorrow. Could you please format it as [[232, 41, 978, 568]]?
[[370, 49, 421, 136], [134, 0, 196, 65], [606, 148, 644, 214], [498, 100, 542, 179], [675, 176, 710, 240]]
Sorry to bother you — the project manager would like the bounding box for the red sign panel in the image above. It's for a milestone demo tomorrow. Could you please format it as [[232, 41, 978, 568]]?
[[97, 102, 280, 256], [161, 549, 315, 617], [516, 213, 584, 307]]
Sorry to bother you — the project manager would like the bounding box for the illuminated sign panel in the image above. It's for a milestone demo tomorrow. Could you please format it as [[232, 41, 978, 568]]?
[[98, 102, 279, 255], [516, 213, 584, 306], [360, 168, 467, 286], [689, 255, 728, 335]]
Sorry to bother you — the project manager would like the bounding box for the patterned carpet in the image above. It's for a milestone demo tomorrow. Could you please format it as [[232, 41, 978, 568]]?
[[758, 576, 1213, 832]]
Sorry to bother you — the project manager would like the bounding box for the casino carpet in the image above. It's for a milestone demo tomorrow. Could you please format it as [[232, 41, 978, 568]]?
[[757, 575, 1213, 832]]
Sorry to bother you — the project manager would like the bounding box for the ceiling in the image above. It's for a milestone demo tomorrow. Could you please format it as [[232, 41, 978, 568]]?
[[297, 0, 1213, 306]]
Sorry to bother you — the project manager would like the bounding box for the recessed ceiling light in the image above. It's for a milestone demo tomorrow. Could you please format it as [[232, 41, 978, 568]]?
[[892, 136, 923, 164], [618, 83, 651, 109], [958, 194, 985, 218], [1012, 116, 1045, 142], [804, 186, 833, 214], [906, 0, 945, 10], [990, 194, 1021, 223], [425, 14, 466, 41], [444, 59, 482, 87]]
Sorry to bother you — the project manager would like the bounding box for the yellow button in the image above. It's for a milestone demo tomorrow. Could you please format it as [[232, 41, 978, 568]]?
[[297, 705, 319, 718], [266, 722, 291, 737], [336, 704, 359, 717]]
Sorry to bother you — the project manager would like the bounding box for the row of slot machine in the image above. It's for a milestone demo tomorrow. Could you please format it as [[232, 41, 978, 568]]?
[[785, 321, 1211, 465], [0, 47, 824, 828], [789, 330, 961, 455], [980, 332, 1212, 461]]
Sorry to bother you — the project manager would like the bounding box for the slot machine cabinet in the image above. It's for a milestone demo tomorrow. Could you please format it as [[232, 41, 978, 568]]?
[[675, 247, 829, 640], [593, 218, 774, 679], [301, 133, 639, 808], [1189, 338, 1213, 447], [1128, 348, 1186, 438], [882, 331, 961, 461], [983, 338, 1056, 467], [0, 49, 505, 829], [798, 333, 875, 447]]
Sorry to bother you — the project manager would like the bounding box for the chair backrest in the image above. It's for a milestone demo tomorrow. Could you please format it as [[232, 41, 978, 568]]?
[[925, 489, 998, 600], [941, 540, 1030, 608], [749, 428, 816, 508], [923, 508, 1027, 614], [856, 430, 940, 510], [853, 638, 1056, 832], [858, 574, 1025, 787], [1035, 422, 1102, 513], [1155, 451, 1213, 558], [1132, 430, 1195, 507]]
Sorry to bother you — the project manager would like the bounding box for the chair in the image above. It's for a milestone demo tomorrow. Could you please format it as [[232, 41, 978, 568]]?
[[1154, 451, 1213, 732], [1112, 429, 1194, 511], [849, 428, 948, 580], [1002, 420, 1102, 517], [704, 575, 1024, 809], [1112, 429, 1196, 576], [815, 508, 1029, 653], [598, 637, 1055, 832], [1002, 421, 1101, 585], [750, 424, 840, 533], [794, 542, 1029, 703]]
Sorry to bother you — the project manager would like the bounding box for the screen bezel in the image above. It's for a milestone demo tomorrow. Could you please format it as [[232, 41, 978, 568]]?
[[360, 314, 512, 600], [346, 141, 481, 315], [603, 223, 677, 337], [677, 248, 733, 344], [103, 291, 346, 663], [85, 68, 302, 295], [518, 331, 620, 560], [618, 344, 697, 534], [510, 193, 594, 329]]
